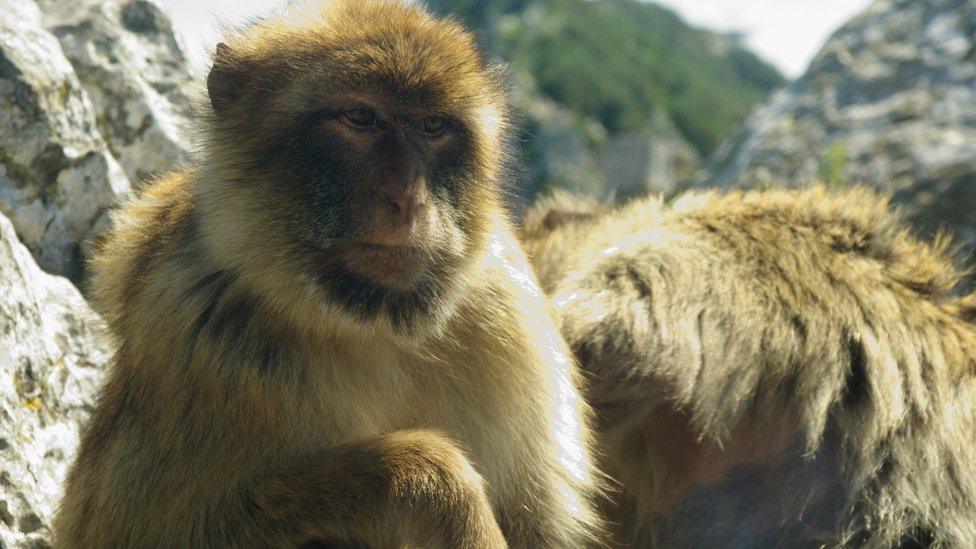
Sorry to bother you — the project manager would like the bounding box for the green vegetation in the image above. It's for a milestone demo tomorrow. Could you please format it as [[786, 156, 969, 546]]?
[[429, 0, 784, 154], [819, 141, 850, 187]]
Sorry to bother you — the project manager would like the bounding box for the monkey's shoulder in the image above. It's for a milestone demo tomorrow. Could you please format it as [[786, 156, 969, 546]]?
[[98, 170, 198, 254], [89, 170, 199, 326]]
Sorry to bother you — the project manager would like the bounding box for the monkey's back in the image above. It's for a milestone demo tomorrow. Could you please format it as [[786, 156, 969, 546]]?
[[525, 186, 976, 546]]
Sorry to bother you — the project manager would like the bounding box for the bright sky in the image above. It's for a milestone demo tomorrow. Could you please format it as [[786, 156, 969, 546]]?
[[160, 0, 875, 78], [652, 0, 873, 76]]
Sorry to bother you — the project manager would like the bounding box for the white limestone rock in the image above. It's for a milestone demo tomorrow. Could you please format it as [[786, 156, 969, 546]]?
[[38, 0, 192, 186], [0, 211, 108, 548], [0, 0, 131, 281]]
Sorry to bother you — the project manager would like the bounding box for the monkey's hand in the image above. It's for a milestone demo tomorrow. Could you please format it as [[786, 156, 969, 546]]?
[[246, 430, 507, 548]]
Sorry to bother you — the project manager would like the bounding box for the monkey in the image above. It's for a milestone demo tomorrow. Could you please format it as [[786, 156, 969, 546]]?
[[53, 1, 604, 546], [520, 186, 976, 547]]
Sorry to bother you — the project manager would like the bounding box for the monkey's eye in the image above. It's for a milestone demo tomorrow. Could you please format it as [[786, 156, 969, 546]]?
[[342, 108, 378, 129], [417, 116, 448, 137]]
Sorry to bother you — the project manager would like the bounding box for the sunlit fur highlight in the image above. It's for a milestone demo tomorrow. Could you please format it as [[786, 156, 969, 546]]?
[[54, 2, 602, 546], [522, 185, 976, 547]]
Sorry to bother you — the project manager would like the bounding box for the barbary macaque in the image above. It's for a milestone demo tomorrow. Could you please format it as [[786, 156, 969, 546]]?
[[55, 1, 603, 546], [523, 186, 976, 547]]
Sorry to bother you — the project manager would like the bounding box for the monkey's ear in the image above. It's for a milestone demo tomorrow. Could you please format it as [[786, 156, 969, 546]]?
[[207, 42, 247, 115]]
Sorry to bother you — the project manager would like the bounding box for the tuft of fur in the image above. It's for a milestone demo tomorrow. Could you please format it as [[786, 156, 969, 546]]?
[[55, 2, 603, 547], [523, 185, 976, 546]]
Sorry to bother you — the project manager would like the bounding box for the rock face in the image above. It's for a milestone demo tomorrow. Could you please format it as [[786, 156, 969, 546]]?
[[598, 112, 699, 199], [516, 84, 700, 203], [0, 0, 190, 281], [0, 0, 189, 546], [703, 0, 976, 245], [0, 0, 130, 281], [0, 210, 108, 548], [521, 95, 608, 197], [38, 0, 193, 186]]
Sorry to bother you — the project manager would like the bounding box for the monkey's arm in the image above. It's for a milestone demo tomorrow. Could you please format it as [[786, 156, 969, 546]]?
[[59, 427, 506, 548], [238, 430, 506, 548]]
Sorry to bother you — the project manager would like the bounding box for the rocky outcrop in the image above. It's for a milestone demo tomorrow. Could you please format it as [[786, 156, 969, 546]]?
[[0, 210, 108, 548], [521, 95, 608, 197], [702, 0, 976, 246], [0, 0, 190, 281], [517, 82, 700, 203], [0, 1, 188, 546], [597, 112, 699, 199], [0, 0, 130, 281], [38, 0, 192, 186]]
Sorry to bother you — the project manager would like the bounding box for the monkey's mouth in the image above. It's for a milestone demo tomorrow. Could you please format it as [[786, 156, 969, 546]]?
[[339, 243, 430, 288]]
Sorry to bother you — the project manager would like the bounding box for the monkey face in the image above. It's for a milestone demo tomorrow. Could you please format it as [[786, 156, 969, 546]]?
[[293, 99, 476, 286], [202, 1, 509, 334], [276, 95, 487, 333]]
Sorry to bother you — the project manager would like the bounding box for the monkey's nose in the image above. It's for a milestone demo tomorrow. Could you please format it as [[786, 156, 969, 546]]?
[[382, 195, 422, 221], [365, 195, 431, 247], [385, 194, 408, 214], [380, 179, 429, 220]]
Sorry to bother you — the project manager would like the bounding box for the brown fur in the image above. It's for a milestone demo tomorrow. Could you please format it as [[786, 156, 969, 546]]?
[[522, 186, 976, 547], [55, 2, 602, 546]]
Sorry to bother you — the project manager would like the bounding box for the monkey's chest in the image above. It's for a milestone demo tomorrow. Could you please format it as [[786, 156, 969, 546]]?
[[289, 342, 518, 478], [298, 351, 441, 446]]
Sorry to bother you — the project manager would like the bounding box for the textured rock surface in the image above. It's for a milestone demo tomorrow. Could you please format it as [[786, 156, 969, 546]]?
[[0, 0, 131, 281], [38, 0, 192, 186], [0, 0, 191, 281], [702, 0, 976, 245], [0, 211, 108, 548], [598, 112, 699, 199]]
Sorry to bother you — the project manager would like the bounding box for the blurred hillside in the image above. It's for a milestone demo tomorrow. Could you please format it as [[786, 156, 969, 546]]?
[[427, 0, 785, 200]]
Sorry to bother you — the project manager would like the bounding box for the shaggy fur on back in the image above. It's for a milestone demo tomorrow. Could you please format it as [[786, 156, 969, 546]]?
[[522, 186, 976, 547]]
